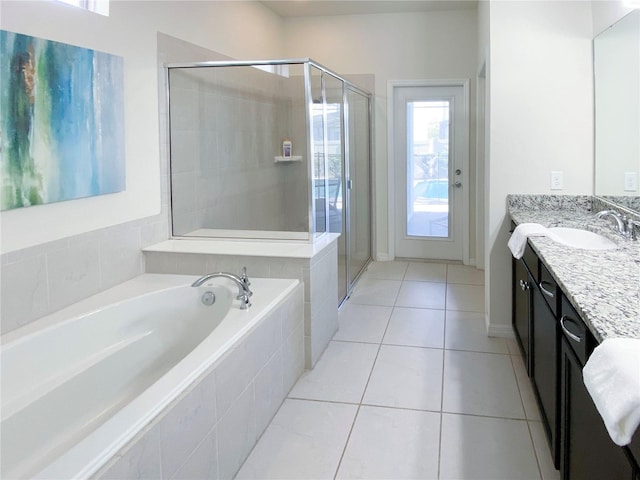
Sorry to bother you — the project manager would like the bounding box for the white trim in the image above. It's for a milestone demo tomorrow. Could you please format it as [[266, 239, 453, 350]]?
[[475, 61, 487, 271], [375, 252, 392, 261], [486, 323, 516, 338], [387, 79, 471, 264]]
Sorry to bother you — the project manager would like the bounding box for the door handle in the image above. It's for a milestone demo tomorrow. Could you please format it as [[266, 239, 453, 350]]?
[[453, 181, 462, 188], [455, 169, 462, 175]]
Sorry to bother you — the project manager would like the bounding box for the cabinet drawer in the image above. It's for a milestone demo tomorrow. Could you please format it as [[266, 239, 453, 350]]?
[[560, 296, 593, 366], [539, 262, 559, 316]]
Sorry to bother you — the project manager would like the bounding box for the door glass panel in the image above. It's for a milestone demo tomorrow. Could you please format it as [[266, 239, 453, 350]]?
[[323, 73, 347, 302], [406, 100, 450, 238], [310, 66, 326, 235], [347, 88, 371, 284]]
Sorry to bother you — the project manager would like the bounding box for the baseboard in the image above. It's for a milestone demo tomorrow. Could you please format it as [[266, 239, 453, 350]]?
[[375, 253, 392, 261], [486, 323, 515, 338]]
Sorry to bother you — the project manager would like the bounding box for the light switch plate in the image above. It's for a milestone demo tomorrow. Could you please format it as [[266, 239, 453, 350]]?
[[624, 172, 638, 192], [551, 171, 564, 190]]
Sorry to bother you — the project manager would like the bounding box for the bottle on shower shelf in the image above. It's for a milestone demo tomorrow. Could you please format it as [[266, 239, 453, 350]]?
[[283, 139, 292, 158]]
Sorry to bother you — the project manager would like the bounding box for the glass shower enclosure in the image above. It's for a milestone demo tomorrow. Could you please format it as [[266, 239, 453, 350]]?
[[165, 59, 372, 302]]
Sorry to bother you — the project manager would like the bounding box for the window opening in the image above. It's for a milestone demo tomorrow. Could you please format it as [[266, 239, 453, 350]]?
[[55, 0, 109, 16]]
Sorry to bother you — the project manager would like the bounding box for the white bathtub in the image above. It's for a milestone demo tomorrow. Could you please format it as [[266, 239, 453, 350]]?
[[0, 274, 301, 479]]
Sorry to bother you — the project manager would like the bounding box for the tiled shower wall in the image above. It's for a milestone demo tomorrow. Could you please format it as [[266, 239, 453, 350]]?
[[168, 63, 310, 236]]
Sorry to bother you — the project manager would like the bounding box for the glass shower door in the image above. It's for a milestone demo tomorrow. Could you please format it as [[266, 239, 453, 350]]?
[[309, 66, 327, 236], [346, 87, 371, 285], [324, 73, 347, 303]]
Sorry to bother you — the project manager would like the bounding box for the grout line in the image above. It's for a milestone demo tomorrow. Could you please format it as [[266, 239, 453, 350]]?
[[401, 263, 409, 281], [437, 412, 444, 479], [286, 396, 360, 407], [526, 420, 545, 480], [285, 396, 531, 423], [333, 337, 511, 357], [331, 338, 383, 346], [440, 409, 529, 422], [333, 404, 361, 480], [357, 308, 393, 406], [441, 314, 448, 413]]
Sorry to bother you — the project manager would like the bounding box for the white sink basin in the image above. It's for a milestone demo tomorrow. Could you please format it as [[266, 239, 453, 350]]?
[[548, 227, 617, 250]]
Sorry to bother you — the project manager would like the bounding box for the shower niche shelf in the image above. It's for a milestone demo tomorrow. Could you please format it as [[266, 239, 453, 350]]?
[[274, 155, 303, 163]]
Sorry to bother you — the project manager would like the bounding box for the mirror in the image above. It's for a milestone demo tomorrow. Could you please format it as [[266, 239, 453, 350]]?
[[594, 10, 640, 214]]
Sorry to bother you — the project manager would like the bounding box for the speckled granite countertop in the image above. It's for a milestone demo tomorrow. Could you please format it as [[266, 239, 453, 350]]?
[[508, 195, 640, 343]]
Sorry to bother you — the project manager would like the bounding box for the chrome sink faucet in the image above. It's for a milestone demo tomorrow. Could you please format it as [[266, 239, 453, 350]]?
[[596, 210, 640, 240], [191, 267, 253, 309], [596, 210, 626, 234]]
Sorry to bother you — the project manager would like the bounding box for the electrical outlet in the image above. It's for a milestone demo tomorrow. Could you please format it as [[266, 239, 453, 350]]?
[[551, 171, 564, 190], [624, 172, 638, 192]]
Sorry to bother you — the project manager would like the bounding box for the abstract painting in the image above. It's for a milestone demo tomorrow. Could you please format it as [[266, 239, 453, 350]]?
[[0, 31, 125, 210]]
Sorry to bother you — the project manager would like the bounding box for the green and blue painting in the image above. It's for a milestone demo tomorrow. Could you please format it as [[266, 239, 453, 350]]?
[[0, 31, 125, 210]]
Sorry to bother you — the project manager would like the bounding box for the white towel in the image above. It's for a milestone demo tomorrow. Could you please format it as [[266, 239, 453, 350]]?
[[583, 338, 640, 446], [508, 223, 550, 259]]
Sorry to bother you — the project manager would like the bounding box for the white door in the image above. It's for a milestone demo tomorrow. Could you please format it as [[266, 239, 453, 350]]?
[[392, 83, 468, 260]]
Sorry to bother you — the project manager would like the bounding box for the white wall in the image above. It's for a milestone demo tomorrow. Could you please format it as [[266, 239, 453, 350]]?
[[281, 9, 479, 261], [592, 0, 634, 36], [0, 0, 284, 253], [486, 0, 594, 334]]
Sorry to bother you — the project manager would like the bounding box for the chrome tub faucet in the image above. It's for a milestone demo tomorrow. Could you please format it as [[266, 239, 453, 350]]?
[[191, 267, 253, 309]]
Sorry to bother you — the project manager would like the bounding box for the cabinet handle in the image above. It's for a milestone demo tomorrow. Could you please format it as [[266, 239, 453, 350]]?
[[519, 280, 530, 291], [539, 281, 556, 298], [560, 315, 582, 343]]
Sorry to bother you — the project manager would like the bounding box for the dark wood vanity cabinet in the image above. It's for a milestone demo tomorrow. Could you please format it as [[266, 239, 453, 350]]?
[[559, 296, 635, 480], [511, 234, 639, 479]]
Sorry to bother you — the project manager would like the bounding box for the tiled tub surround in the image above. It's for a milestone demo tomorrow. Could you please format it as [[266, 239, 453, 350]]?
[[508, 195, 640, 341], [89, 278, 305, 480], [0, 213, 170, 336], [144, 234, 339, 368], [1, 273, 303, 479]]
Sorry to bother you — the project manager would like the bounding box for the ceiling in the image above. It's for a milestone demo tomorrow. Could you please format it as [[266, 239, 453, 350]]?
[[260, 0, 478, 18]]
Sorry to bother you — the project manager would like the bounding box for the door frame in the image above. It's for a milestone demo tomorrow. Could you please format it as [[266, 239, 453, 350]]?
[[387, 79, 470, 264]]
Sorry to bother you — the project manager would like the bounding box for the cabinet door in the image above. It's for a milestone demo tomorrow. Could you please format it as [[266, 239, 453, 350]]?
[[512, 258, 532, 374], [532, 282, 559, 467], [560, 337, 634, 480]]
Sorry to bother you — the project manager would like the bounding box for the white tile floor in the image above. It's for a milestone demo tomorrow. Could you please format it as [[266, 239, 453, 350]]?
[[236, 261, 559, 480]]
